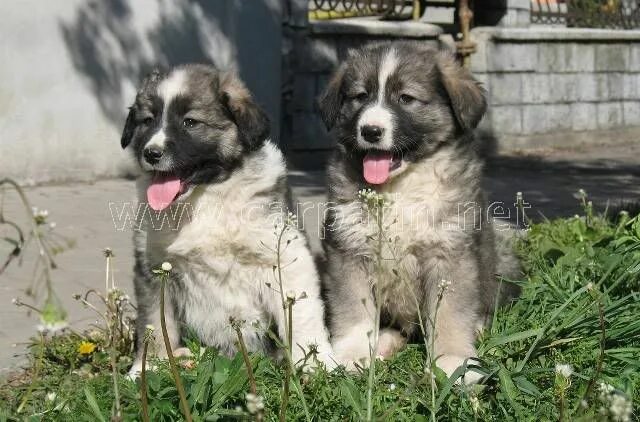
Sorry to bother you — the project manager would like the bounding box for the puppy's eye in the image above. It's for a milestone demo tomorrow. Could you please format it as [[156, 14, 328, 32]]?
[[399, 94, 416, 105], [349, 92, 368, 102], [141, 116, 154, 125], [183, 118, 199, 128]]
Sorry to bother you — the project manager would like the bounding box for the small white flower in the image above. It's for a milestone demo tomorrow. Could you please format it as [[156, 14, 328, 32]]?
[[609, 393, 632, 422], [599, 382, 615, 396], [388, 383, 396, 391], [145, 324, 155, 332], [161, 262, 172, 272], [438, 279, 452, 292], [470, 395, 480, 413], [11, 298, 19, 305], [285, 210, 298, 225], [245, 393, 264, 414], [555, 363, 573, 378], [37, 320, 69, 334], [286, 290, 296, 301], [46, 392, 57, 402], [586, 282, 594, 291]]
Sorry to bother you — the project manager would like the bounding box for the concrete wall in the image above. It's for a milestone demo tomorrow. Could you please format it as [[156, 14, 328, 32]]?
[[472, 27, 640, 152], [0, 0, 282, 184]]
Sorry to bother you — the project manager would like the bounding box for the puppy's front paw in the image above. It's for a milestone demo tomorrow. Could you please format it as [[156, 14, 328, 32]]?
[[436, 355, 483, 385], [376, 328, 406, 359], [333, 338, 372, 372], [127, 360, 143, 381]]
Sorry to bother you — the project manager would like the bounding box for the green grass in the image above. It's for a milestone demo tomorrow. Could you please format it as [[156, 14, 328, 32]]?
[[1, 209, 639, 421]]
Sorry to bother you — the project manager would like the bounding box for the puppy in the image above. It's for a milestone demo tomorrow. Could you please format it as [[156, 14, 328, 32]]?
[[318, 43, 519, 383], [121, 64, 333, 375]]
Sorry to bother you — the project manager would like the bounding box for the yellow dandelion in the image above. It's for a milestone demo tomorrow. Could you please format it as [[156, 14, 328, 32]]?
[[78, 341, 97, 355]]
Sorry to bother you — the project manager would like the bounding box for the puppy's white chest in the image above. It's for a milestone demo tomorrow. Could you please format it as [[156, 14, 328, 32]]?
[[176, 264, 271, 353]]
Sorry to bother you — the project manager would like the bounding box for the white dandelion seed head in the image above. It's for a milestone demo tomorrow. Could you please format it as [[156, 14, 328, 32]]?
[[555, 363, 573, 378]]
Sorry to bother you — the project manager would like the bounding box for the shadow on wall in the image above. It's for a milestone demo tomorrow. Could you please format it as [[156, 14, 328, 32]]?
[[59, 0, 281, 129]]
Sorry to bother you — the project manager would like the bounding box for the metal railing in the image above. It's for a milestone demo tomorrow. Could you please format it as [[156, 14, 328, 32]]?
[[308, 0, 418, 20], [531, 0, 640, 29]]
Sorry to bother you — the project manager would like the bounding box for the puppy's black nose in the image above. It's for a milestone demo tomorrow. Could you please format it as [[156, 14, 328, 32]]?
[[143, 146, 163, 164], [361, 125, 384, 143]]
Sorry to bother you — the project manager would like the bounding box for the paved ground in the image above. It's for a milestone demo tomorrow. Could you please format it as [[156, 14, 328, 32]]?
[[1, 142, 639, 373]]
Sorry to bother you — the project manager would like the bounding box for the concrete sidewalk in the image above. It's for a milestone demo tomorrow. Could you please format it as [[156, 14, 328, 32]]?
[[2, 142, 640, 373]]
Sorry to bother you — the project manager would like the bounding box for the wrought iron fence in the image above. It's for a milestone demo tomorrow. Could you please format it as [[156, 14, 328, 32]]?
[[308, 0, 417, 20], [531, 0, 640, 28]]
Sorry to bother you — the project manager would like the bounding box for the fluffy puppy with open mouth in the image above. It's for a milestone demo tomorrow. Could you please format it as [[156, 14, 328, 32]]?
[[121, 64, 333, 375], [319, 43, 520, 383]]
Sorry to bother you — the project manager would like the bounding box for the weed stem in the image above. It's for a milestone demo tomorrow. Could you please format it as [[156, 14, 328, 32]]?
[[159, 277, 193, 422]]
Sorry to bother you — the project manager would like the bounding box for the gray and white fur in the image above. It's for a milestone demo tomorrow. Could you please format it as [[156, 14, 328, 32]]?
[[318, 43, 520, 383], [121, 64, 333, 375]]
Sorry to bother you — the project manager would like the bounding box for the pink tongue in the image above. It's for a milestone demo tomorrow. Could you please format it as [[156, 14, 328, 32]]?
[[147, 174, 181, 211], [363, 152, 392, 185]]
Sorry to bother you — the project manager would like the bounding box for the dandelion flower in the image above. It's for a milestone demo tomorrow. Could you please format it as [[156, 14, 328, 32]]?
[[78, 341, 97, 355]]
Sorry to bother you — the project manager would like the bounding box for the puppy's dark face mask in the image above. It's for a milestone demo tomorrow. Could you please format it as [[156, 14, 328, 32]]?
[[318, 43, 487, 185], [120, 65, 270, 210]]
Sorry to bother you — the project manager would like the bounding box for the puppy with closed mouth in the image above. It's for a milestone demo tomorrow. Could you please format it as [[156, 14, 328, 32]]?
[[121, 64, 333, 375], [318, 43, 520, 383]]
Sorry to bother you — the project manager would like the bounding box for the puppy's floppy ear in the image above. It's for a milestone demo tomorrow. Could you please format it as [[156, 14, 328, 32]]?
[[436, 53, 487, 131], [318, 63, 347, 130], [120, 69, 162, 149], [220, 72, 270, 152], [120, 107, 136, 149]]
